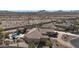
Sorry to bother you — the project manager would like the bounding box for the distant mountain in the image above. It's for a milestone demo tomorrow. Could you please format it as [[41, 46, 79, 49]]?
[[0, 10, 79, 15], [0, 10, 15, 13]]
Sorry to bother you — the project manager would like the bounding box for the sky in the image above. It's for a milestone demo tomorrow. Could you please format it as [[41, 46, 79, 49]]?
[[0, 0, 79, 11]]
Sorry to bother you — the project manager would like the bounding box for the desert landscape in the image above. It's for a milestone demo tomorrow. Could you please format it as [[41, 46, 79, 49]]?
[[0, 10, 79, 48]]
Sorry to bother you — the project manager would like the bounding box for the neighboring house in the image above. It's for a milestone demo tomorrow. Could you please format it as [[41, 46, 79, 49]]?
[[24, 28, 49, 43]]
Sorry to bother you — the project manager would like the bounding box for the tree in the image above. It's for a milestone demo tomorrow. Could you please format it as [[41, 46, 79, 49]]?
[[4, 32, 9, 39], [0, 27, 4, 39], [73, 20, 79, 32], [46, 38, 52, 48], [37, 39, 45, 48], [28, 41, 35, 48], [0, 27, 4, 45]]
